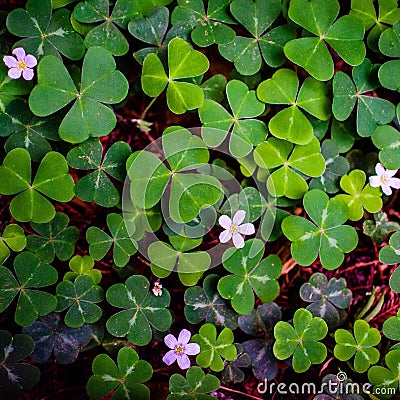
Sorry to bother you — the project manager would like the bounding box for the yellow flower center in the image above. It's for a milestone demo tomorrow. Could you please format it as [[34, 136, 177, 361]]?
[[17, 61, 27, 70], [380, 175, 388, 184], [175, 345, 184, 355], [229, 224, 239, 233]]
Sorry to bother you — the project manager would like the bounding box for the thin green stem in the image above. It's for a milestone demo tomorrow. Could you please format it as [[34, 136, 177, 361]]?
[[141, 96, 158, 120]]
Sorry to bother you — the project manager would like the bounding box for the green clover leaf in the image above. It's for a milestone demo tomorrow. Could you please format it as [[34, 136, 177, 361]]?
[[141, 37, 209, 114], [273, 308, 328, 373], [0, 63, 32, 105], [0, 224, 26, 265], [106, 275, 172, 346], [29, 46, 129, 143], [383, 309, 400, 341], [64, 255, 102, 284], [192, 323, 237, 372], [379, 231, 400, 293], [67, 138, 131, 207], [334, 319, 381, 373], [6, 0, 85, 60], [217, 239, 282, 314], [199, 79, 267, 158], [0, 148, 74, 223], [87, 346, 153, 400], [372, 125, 400, 170], [284, 0, 365, 81], [363, 211, 400, 245], [218, 0, 296, 75], [0, 252, 58, 326], [282, 189, 358, 269]]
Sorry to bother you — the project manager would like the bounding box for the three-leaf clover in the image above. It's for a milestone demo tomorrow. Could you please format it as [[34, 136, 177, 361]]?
[[87, 346, 153, 400], [300, 272, 352, 330], [199, 79, 267, 158], [282, 189, 358, 269], [26, 212, 79, 263], [222, 344, 251, 383], [383, 309, 400, 341], [273, 308, 328, 373], [0, 252, 58, 326], [372, 125, 400, 170], [6, 0, 85, 60], [334, 319, 381, 373], [64, 255, 102, 284], [0, 224, 26, 264], [363, 211, 400, 245], [29, 46, 129, 143], [192, 323, 237, 372], [141, 37, 209, 114], [284, 0, 366, 81], [257, 69, 331, 145], [218, 239, 282, 314], [106, 275, 172, 346], [379, 231, 400, 293], [0, 148, 74, 223], [67, 138, 131, 207], [218, 0, 296, 75], [86, 213, 137, 268]]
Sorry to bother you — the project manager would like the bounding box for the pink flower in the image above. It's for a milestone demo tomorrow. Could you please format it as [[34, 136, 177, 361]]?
[[369, 163, 400, 196], [219, 210, 255, 249], [162, 329, 200, 369], [3, 47, 37, 80]]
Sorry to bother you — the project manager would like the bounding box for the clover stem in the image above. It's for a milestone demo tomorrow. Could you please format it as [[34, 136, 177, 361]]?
[[141, 96, 159, 120]]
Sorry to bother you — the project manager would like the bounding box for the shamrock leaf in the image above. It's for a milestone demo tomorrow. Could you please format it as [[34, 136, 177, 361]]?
[[333, 59, 395, 137], [192, 323, 237, 372], [167, 366, 220, 400], [372, 125, 400, 170], [383, 309, 400, 341], [217, 239, 281, 314], [300, 272, 352, 330], [87, 346, 153, 400], [335, 169, 382, 221], [363, 211, 400, 245], [0, 224, 26, 265], [86, 213, 137, 268], [379, 231, 400, 293], [64, 255, 102, 284], [106, 275, 172, 346], [284, 0, 365, 81], [282, 189, 358, 269], [334, 319, 381, 373], [222, 344, 251, 383], [254, 137, 325, 199], [0, 63, 33, 107], [0, 148, 74, 223], [199, 79, 267, 158], [239, 302, 281, 380], [273, 308, 328, 373], [26, 212, 79, 263], [67, 138, 131, 207], [6, 0, 85, 60], [23, 312, 92, 364], [29, 46, 129, 143], [0, 252, 58, 326], [368, 350, 400, 400], [257, 69, 331, 145], [56, 275, 104, 328], [310, 139, 350, 194], [0, 331, 40, 400], [218, 0, 296, 75], [142, 37, 209, 114], [171, 0, 236, 47], [201, 74, 227, 102], [184, 274, 238, 329]]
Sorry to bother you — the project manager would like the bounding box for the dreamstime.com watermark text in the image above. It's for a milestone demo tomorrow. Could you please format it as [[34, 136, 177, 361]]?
[[256, 372, 397, 396]]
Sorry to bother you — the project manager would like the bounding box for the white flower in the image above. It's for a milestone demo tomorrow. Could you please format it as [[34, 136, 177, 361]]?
[[152, 281, 162, 296], [3, 48, 37, 81], [369, 163, 400, 196], [218, 210, 255, 249]]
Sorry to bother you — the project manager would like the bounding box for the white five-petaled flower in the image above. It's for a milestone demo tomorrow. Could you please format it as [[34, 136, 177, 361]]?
[[219, 210, 255, 249], [152, 281, 162, 296], [369, 163, 400, 196], [162, 329, 200, 370], [3, 47, 37, 81]]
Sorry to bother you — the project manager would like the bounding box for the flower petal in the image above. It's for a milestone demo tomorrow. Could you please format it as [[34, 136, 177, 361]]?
[[8, 68, 22, 79], [25, 54, 37, 68], [233, 210, 246, 225], [162, 350, 177, 366], [178, 329, 191, 346], [381, 183, 393, 196], [184, 343, 200, 355], [232, 232, 245, 249], [388, 177, 400, 189], [219, 230, 232, 243], [22, 68, 34, 81], [375, 163, 385, 176], [177, 353, 190, 369], [164, 334, 178, 349], [238, 223, 255, 235], [12, 47, 25, 61], [369, 176, 381, 188], [219, 215, 232, 230], [3, 56, 17, 68]]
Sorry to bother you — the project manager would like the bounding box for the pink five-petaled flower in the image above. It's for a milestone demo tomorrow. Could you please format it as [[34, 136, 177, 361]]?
[[369, 163, 400, 196], [219, 210, 255, 249], [162, 329, 200, 370], [3, 47, 37, 81]]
